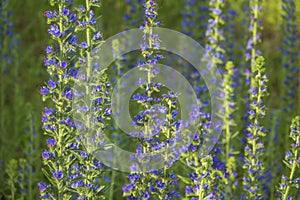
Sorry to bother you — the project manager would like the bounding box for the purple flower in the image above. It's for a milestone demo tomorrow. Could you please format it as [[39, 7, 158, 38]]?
[[44, 107, 55, 116], [48, 24, 61, 37], [122, 183, 135, 193], [69, 13, 77, 22], [80, 152, 88, 158], [80, 41, 88, 49], [47, 78, 56, 89], [62, 8, 70, 16], [42, 150, 51, 159], [38, 182, 47, 192], [40, 193, 51, 199], [44, 11, 56, 19], [40, 86, 50, 95], [52, 170, 63, 179], [46, 138, 56, 147], [59, 61, 67, 69], [155, 180, 165, 190], [68, 36, 78, 45], [171, 110, 178, 119], [45, 46, 54, 54], [62, 87, 72, 99]]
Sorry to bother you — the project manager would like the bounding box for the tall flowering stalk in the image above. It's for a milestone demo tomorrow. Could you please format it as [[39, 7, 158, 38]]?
[[245, 0, 262, 88], [181, 0, 209, 43], [122, 1, 180, 199], [242, 56, 268, 199], [40, 0, 106, 199], [224, 9, 237, 62], [23, 104, 39, 199], [280, 0, 298, 113], [5, 159, 18, 199], [223, 61, 236, 162], [205, 0, 225, 69], [203, 0, 227, 198], [71, 1, 107, 198], [0, 0, 13, 166], [277, 116, 300, 199], [221, 61, 238, 198], [40, 0, 79, 198], [268, 109, 281, 199], [4, 105, 40, 200], [280, 0, 298, 152], [180, 112, 217, 199], [235, 1, 250, 134], [124, 0, 144, 28]]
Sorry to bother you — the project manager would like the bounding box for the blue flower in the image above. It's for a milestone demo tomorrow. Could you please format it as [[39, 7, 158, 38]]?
[[42, 150, 51, 159], [38, 182, 48, 192], [40, 86, 50, 95], [62, 8, 70, 16], [46, 138, 56, 147], [48, 24, 61, 37], [52, 170, 63, 179]]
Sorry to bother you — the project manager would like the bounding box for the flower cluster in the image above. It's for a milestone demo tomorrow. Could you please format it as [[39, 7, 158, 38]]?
[[180, 112, 218, 199], [40, 0, 106, 199], [277, 116, 300, 199], [181, 0, 209, 43], [221, 61, 238, 198], [280, 0, 298, 132], [224, 9, 237, 62], [123, 1, 181, 199], [204, 0, 225, 69], [40, 1, 80, 198], [243, 56, 268, 199], [124, 0, 144, 28], [245, 0, 262, 88], [223, 62, 236, 160]]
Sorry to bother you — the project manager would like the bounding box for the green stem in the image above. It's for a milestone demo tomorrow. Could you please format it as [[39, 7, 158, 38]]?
[[195, 156, 204, 200], [85, 1, 93, 199], [282, 136, 299, 200], [57, 4, 64, 200], [250, 0, 259, 89]]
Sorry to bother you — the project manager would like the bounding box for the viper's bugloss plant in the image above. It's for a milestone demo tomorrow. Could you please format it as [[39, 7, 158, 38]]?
[[205, 0, 225, 69], [0, 0, 26, 195], [124, 0, 144, 28], [280, 0, 298, 114], [180, 111, 217, 199], [223, 62, 236, 160], [40, 1, 79, 198], [224, 9, 237, 62], [2, 106, 39, 199], [22, 104, 40, 199], [0, 0, 13, 164], [71, 1, 107, 198], [40, 0, 105, 199], [181, 0, 209, 43], [280, 0, 299, 155], [242, 56, 268, 199], [5, 159, 18, 199], [202, 0, 227, 198], [245, 0, 262, 88], [277, 116, 300, 200], [122, 1, 180, 199], [221, 61, 238, 198]]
